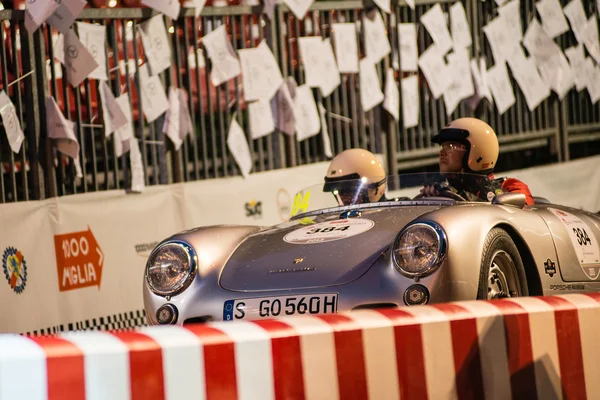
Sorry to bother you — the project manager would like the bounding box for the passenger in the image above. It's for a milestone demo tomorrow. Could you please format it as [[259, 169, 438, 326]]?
[[420, 117, 535, 205], [322, 148, 387, 206]]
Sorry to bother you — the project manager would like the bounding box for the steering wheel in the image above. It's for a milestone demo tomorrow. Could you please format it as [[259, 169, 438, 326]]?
[[412, 181, 468, 202]]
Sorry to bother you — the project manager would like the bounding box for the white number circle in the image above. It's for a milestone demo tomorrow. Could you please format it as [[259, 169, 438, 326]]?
[[284, 219, 375, 245]]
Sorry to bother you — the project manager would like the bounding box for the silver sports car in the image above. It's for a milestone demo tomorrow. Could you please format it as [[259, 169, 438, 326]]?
[[143, 173, 600, 325]]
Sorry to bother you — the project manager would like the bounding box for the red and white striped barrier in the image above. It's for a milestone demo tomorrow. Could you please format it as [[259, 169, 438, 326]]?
[[3, 293, 600, 400]]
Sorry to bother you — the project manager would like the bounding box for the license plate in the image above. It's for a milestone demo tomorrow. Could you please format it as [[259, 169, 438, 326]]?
[[223, 294, 338, 321]]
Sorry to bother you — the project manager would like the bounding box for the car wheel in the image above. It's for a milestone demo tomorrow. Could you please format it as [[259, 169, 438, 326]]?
[[477, 228, 529, 300]]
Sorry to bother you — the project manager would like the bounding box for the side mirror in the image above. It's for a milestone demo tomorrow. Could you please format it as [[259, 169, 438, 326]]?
[[492, 193, 527, 208]]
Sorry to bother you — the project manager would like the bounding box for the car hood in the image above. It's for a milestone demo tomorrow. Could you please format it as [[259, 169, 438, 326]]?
[[219, 205, 443, 291]]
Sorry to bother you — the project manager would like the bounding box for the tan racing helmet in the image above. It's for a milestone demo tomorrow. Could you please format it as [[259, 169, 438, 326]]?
[[432, 118, 499, 173], [323, 148, 387, 203]]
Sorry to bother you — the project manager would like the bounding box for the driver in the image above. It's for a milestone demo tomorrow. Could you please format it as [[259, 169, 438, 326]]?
[[323, 148, 387, 206], [421, 117, 534, 205]]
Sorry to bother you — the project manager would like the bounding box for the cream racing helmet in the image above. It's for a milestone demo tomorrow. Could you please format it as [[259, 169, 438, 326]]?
[[323, 148, 387, 204], [432, 117, 499, 174]]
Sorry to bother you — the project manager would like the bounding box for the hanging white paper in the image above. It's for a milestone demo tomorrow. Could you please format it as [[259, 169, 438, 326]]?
[[398, 23, 418, 72], [138, 64, 169, 123], [142, 0, 181, 20], [46, 0, 87, 34], [275, 83, 296, 136], [535, 0, 570, 39], [510, 56, 550, 111], [24, 0, 60, 34], [565, 44, 587, 91], [298, 36, 326, 88], [0, 91, 25, 153], [450, 2, 472, 49], [238, 40, 283, 102], [522, 19, 562, 62], [563, 0, 588, 43], [443, 54, 462, 116], [178, 89, 193, 141], [57, 30, 100, 87], [498, 0, 523, 43], [46, 96, 82, 177], [294, 85, 321, 141], [585, 63, 600, 104], [249, 100, 275, 139], [582, 17, 600, 65], [537, 51, 574, 99], [318, 103, 333, 158], [383, 68, 399, 121], [76, 22, 108, 81], [99, 81, 128, 138], [486, 62, 515, 115], [202, 25, 241, 86], [418, 44, 450, 100], [129, 138, 145, 192], [453, 49, 474, 100], [363, 9, 391, 63], [227, 117, 253, 178], [421, 4, 453, 55], [405, 0, 415, 10], [114, 95, 135, 157], [192, 0, 207, 18], [319, 39, 341, 97], [359, 58, 384, 111], [469, 58, 493, 108], [163, 87, 182, 150], [483, 15, 519, 64], [401, 76, 419, 129], [283, 0, 314, 20], [332, 23, 359, 73], [138, 15, 172, 76], [374, 0, 391, 14]]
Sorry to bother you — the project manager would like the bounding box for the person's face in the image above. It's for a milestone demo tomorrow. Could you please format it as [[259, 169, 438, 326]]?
[[439, 141, 467, 173]]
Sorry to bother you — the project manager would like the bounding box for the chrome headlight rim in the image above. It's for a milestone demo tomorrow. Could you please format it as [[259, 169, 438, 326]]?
[[145, 240, 198, 297], [392, 221, 447, 278]]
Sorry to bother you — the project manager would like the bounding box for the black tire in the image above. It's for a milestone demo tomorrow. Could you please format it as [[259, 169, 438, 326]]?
[[477, 228, 529, 300]]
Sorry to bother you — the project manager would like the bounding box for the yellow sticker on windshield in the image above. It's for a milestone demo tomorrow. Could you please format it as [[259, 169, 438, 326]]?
[[291, 191, 311, 216]]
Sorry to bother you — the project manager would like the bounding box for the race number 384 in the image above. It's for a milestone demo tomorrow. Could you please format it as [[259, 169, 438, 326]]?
[[573, 228, 592, 246]]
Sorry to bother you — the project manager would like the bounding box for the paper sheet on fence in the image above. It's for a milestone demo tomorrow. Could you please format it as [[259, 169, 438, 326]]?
[[401, 76, 419, 129], [227, 117, 252, 178], [55, 30, 99, 87], [421, 4, 453, 55], [189, 0, 207, 18], [536, 0, 570, 39], [486, 62, 515, 115], [450, 2, 472, 49], [523, 19, 562, 62], [374, 0, 390, 14], [536, 50, 574, 99], [383, 68, 399, 121], [333, 23, 359, 73], [114, 95, 135, 157], [239, 40, 283, 102], [129, 138, 145, 192], [142, 0, 181, 20], [249, 100, 275, 139], [483, 15, 519, 63], [294, 85, 321, 141], [164, 87, 183, 150], [498, 0, 523, 43], [46, 96, 82, 177], [563, 0, 587, 43], [469, 58, 493, 107], [364, 9, 391, 63], [318, 103, 333, 158], [298, 37, 326, 88], [0, 91, 25, 154], [508, 55, 550, 111], [565, 44, 587, 91], [584, 62, 600, 104], [25, 0, 59, 34], [275, 83, 296, 136], [319, 39, 341, 97], [582, 18, 600, 65], [99, 81, 128, 138], [283, 0, 314, 20], [139, 64, 169, 122], [76, 23, 108, 81], [443, 50, 474, 116], [202, 25, 241, 86], [138, 15, 172, 76], [46, 0, 86, 34], [359, 58, 384, 111], [398, 23, 418, 71], [178, 89, 193, 141], [418, 44, 450, 99]]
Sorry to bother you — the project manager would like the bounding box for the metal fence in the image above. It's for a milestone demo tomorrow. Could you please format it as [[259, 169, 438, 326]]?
[[0, 0, 598, 203]]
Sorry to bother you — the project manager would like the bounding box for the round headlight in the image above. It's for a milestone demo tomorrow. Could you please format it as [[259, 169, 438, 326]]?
[[392, 222, 446, 278], [146, 241, 197, 296]]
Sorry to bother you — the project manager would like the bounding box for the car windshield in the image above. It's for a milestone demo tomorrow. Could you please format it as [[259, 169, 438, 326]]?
[[290, 172, 497, 217]]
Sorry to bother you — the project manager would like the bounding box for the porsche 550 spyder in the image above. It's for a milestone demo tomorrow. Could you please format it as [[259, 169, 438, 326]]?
[[143, 173, 600, 325]]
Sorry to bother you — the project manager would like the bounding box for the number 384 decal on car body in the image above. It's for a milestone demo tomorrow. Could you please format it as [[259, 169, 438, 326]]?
[[283, 219, 375, 244], [223, 294, 338, 320]]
